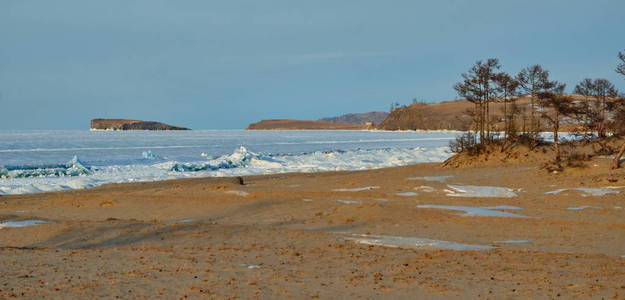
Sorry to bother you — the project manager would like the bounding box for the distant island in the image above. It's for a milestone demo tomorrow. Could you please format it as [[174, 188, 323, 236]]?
[[90, 119, 190, 131], [247, 119, 371, 130], [247, 111, 387, 130]]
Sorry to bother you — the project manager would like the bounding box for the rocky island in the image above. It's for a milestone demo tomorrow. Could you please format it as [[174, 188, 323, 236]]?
[[90, 119, 190, 131]]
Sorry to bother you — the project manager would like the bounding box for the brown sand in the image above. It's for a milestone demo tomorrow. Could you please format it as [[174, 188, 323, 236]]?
[[1, 157, 625, 299]]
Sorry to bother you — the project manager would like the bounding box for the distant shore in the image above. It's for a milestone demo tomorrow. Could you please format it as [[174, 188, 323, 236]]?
[[246, 119, 372, 130]]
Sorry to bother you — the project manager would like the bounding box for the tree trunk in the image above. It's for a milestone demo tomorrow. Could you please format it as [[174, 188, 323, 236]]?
[[480, 102, 485, 143], [530, 91, 535, 135], [503, 99, 508, 139], [486, 100, 490, 140], [600, 97, 607, 138], [554, 110, 560, 163], [611, 142, 625, 169]]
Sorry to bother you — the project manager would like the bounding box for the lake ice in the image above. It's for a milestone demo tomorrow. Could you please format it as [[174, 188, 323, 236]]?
[[0, 130, 456, 195]]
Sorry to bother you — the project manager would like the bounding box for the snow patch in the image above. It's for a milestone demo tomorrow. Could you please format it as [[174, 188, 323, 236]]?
[[494, 240, 530, 244], [225, 190, 250, 197], [567, 206, 600, 211], [406, 176, 452, 182], [0, 220, 51, 229], [546, 188, 620, 197], [167, 219, 195, 225], [336, 200, 361, 204], [340, 233, 495, 251], [417, 204, 525, 218], [414, 186, 435, 193], [445, 185, 518, 198], [333, 186, 379, 192]]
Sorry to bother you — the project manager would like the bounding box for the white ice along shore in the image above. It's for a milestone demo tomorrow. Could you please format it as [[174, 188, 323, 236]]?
[[0, 146, 452, 195]]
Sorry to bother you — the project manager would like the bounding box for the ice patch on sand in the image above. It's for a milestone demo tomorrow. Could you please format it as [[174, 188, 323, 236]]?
[[567, 206, 600, 211], [239, 264, 261, 269], [340, 233, 494, 251], [417, 205, 525, 217], [445, 185, 518, 198], [0, 220, 51, 229], [406, 176, 452, 182], [546, 188, 620, 197], [167, 219, 195, 225], [333, 186, 379, 192], [414, 186, 435, 193], [225, 190, 250, 197], [495, 240, 529, 244], [336, 200, 361, 204], [396, 192, 417, 197]]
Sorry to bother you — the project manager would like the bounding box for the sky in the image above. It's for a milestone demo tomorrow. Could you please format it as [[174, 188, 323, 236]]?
[[1, 0, 624, 130]]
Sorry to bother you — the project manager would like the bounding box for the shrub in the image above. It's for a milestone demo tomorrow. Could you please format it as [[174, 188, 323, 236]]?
[[449, 132, 483, 155]]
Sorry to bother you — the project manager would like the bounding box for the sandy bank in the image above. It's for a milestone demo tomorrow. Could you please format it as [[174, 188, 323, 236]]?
[[1, 158, 624, 298]]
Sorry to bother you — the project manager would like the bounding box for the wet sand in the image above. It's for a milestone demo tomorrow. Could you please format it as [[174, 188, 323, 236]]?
[[1, 158, 625, 299]]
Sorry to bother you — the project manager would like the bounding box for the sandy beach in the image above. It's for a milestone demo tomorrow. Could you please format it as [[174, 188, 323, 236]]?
[[1, 156, 624, 299]]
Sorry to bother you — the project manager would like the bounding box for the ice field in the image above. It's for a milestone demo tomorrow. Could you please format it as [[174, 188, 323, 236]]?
[[0, 130, 457, 195]]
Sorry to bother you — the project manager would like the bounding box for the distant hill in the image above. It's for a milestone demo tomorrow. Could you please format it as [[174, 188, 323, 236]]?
[[90, 119, 190, 131], [378, 97, 538, 131], [318, 111, 389, 125], [247, 119, 370, 130], [376, 96, 610, 131], [248, 95, 601, 131], [378, 100, 474, 131]]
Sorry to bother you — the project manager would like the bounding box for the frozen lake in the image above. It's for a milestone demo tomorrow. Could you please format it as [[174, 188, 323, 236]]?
[[0, 130, 457, 195]]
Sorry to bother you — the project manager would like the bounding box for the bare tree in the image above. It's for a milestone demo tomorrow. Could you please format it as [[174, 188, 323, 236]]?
[[516, 65, 557, 137], [454, 58, 501, 144], [592, 79, 618, 137], [494, 72, 519, 138], [573, 78, 596, 136], [617, 50, 625, 77], [612, 50, 625, 169], [538, 83, 571, 164]]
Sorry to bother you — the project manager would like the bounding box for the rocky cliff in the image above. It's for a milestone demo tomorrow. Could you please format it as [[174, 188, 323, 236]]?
[[90, 119, 190, 131]]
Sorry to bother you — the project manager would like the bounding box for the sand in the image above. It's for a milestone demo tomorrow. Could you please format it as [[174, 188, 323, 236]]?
[[1, 157, 625, 299]]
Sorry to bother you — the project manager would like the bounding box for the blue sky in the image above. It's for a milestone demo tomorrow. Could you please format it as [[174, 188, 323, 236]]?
[[1, 0, 624, 129]]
